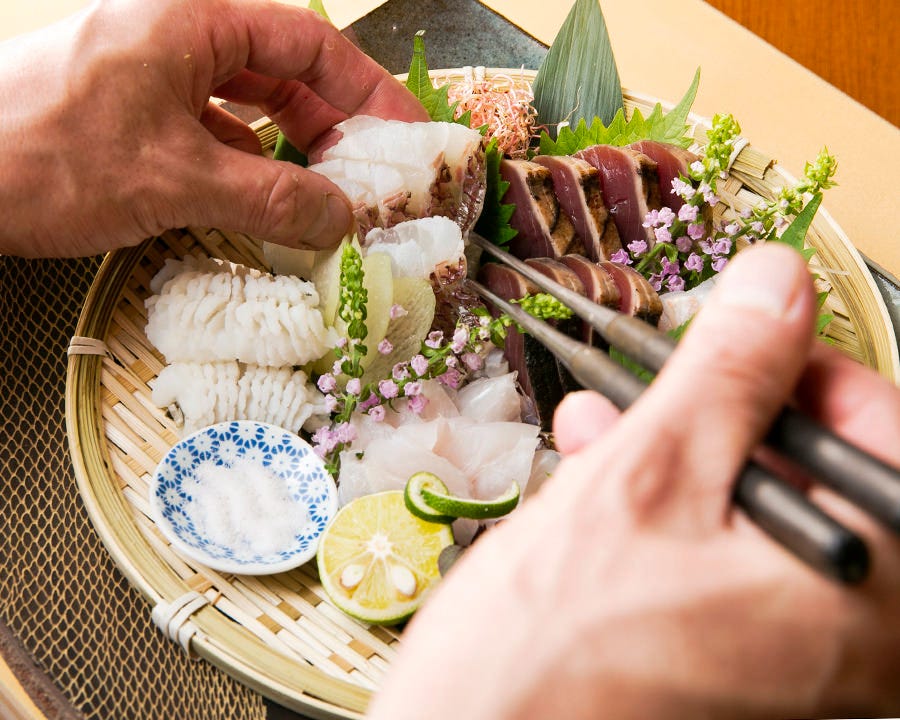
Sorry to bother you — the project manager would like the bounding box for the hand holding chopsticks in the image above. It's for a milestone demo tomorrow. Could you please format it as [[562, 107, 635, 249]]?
[[469, 233, 900, 584]]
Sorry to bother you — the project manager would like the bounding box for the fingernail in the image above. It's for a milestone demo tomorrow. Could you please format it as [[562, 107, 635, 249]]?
[[302, 193, 353, 247], [715, 246, 804, 318]]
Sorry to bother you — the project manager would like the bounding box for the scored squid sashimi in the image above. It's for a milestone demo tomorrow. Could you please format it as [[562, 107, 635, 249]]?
[[630, 140, 699, 213], [501, 159, 583, 261], [309, 117, 485, 235], [574, 145, 661, 248], [533, 154, 622, 261], [598, 261, 663, 326]]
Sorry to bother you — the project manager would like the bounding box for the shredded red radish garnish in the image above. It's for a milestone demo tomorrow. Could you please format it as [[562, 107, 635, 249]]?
[[439, 67, 538, 158]]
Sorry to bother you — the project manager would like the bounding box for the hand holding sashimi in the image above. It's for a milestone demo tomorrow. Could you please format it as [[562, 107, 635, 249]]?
[[369, 243, 900, 719], [0, 0, 427, 258]]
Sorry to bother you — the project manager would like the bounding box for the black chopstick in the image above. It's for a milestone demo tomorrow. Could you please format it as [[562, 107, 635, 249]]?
[[470, 233, 900, 535], [469, 278, 870, 584]]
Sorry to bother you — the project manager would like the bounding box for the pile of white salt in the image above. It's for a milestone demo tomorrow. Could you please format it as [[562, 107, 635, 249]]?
[[183, 457, 311, 557]]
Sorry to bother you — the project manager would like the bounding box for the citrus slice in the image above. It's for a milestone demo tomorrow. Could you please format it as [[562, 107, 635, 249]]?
[[414, 480, 521, 520], [317, 490, 453, 625], [404, 472, 455, 524]]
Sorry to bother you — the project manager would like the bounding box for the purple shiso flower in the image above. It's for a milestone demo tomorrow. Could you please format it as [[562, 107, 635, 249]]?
[[450, 327, 469, 354], [642, 209, 660, 228], [404, 381, 423, 397], [378, 379, 399, 399], [345, 378, 361, 396], [389, 304, 408, 319], [407, 394, 428, 415], [661, 257, 681, 277], [358, 392, 380, 412], [678, 204, 699, 222], [438, 368, 462, 389], [671, 177, 695, 200], [666, 275, 686, 292], [712, 256, 729, 272], [713, 238, 733, 256], [323, 394, 339, 413], [424, 330, 444, 349], [332, 358, 344, 376], [657, 207, 676, 227], [627, 239, 648, 256], [317, 373, 337, 394], [654, 226, 673, 244], [377, 338, 393, 355], [687, 222, 706, 241], [462, 352, 483, 371], [610, 249, 632, 265], [367, 405, 386, 422], [675, 235, 693, 253], [685, 253, 705, 272], [410, 354, 429, 376], [392, 362, 410, 381]]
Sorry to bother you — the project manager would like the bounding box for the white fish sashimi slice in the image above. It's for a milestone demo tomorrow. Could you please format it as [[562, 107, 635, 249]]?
[[435, 419, 539, 500], [337, 432, 467, 504], [524, 447, 562, 499], [455, 373, 521, 423], [309, 116, 486, 234], [364, 217, 464, 280], [324, 118, 452, 170], [658, 276, 717, 333]]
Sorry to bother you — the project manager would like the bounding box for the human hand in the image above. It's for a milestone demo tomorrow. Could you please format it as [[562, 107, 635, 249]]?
[[367, 243, 900, 719], [0, 0, 427, 258]]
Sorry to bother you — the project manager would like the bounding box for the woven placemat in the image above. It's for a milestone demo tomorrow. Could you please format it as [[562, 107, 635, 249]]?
[[0, 255, 267, 720]]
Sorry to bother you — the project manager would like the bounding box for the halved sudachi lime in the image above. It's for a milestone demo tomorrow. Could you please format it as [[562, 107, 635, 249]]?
[[316, 490, 453, 625]]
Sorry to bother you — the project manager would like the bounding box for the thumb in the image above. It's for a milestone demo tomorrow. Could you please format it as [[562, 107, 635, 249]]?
[[158, 132, 354, 249], [594, 243, 818, 530]]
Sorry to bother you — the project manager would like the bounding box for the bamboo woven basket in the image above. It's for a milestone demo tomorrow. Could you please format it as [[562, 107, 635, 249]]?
[[65, 69, 900, 719]]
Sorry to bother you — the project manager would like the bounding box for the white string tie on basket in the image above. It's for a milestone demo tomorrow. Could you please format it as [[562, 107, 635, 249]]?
[[151, 590, 211, 658], [67, 336, 109, 357], [726, 136, 750, 172]]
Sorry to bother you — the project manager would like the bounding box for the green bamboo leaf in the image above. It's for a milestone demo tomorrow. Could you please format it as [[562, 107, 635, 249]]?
[[538, 71, 701, 154], [778, 192, 823, 250], [532, 0, 624, 137]]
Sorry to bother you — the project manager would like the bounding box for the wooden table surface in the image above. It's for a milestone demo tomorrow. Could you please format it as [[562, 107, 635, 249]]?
[[705, 0, 899, 127]]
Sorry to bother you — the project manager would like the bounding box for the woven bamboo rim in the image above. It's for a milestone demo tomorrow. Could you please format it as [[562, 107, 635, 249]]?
[[65, 69, 900, 720]]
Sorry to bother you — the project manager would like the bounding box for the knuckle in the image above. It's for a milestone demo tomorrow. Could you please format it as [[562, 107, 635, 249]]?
[[258, 171, 303, 240]]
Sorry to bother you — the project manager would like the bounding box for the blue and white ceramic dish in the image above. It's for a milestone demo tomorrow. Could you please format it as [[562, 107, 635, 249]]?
[[149, 421, 337, 575]]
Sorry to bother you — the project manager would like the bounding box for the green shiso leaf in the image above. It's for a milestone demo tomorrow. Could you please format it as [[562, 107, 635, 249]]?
[[273, 133, 307, 166], [307, 0, 330, 21], [405, 31, 472, 126], [532, 0, 624, 137], [474, 138, 517, 249], [643, 67, 700, 147], [539, 69, 701, 155]]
